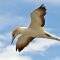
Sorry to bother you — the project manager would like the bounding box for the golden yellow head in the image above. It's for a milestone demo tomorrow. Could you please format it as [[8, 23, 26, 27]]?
[[11, 28, 21, 43]]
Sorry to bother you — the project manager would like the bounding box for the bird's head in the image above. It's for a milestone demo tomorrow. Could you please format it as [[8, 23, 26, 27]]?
[[11, 28, 21, 44]]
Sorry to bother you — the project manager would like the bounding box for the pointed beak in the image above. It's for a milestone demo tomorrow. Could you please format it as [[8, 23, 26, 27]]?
[[11, 36, 15, 44]]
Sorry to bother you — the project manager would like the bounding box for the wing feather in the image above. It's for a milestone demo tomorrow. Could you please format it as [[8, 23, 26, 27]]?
[[29, 4, 46, 28], [40, 16, 45, 27], [16, 35, 34, 52]]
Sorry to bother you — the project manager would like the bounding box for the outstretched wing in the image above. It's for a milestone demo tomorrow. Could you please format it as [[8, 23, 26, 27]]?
[[16, 34, 34, 52], [29, 4, 46, 28]]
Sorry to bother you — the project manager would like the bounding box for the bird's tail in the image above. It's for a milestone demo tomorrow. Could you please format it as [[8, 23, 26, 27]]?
[[45, 31, 60, 41]]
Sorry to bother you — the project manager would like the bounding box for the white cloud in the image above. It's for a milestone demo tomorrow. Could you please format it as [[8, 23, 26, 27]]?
[[46, 0, 60, 4], [0, 42, 4, 47], [24, 0, 60, 5], [0, 45, 32, 60], [51, 57, 60, 60], [20, 38, 59, 54], [0, 39, 59, 60], [0, 35, 6, 40], [0, 32, 12, 41], [0, 15, 29, 33], [0, 0, 60, 6]]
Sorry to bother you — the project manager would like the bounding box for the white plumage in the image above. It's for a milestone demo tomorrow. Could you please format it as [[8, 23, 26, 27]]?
[[12, 4, 60, 52]]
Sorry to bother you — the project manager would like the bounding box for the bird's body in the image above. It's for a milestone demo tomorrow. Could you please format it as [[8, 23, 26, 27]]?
[[12, 4, 60, 52]]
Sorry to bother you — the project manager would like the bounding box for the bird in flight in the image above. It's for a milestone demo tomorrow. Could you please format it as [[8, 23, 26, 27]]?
[[12, 4, 60, 52]]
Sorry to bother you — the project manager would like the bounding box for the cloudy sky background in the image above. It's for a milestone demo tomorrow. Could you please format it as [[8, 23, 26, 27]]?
[[0, 0, 60, 60]]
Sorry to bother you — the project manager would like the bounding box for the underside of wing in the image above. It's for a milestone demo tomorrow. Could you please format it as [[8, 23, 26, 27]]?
[[29, 4, 46, 28], [16, 35, 34, 52]]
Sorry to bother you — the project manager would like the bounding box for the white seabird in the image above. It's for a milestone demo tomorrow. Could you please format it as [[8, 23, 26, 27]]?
[[12, 4, 60, 52]]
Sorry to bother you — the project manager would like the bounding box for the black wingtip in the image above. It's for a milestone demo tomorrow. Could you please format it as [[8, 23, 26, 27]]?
[[40, 4, 44, 7], [39, 4, 44, 8], [38, 4, 47, 11]]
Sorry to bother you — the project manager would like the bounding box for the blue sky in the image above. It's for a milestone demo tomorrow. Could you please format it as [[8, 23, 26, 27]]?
[[0, 0, 60, 60]]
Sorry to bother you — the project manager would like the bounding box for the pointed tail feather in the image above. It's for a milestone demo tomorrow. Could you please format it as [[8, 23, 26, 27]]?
[[45, 32, 60, 41]]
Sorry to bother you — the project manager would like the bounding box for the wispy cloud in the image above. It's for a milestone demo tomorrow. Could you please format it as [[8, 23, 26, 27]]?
[[0, 45, 32, 60], [0, 29, 60, 60], [0, 15, 29, 33], [51, 57, 60, 60], [0, 42, 4, 47], [22, 38, 59, 53], [0, 35, 6, 40], [24, 0, 60, 5]]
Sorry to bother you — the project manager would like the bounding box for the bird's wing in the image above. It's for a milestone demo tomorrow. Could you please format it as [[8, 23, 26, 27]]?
[[29, 4, 46, 28], [16, 34, 34, 52]]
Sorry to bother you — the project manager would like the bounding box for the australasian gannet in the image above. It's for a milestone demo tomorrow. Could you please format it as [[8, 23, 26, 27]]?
[[12, 4, 60, 52]]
